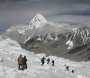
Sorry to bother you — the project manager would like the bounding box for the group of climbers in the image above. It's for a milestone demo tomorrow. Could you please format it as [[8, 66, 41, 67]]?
[[41, 57, 55, 66], [17, 55, 74, 74], [65, 65, 75, 73], [18, 55, 27, 70]]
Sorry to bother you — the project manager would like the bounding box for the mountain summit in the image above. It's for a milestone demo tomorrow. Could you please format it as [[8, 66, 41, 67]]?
[[66, 25, 90, 49], [29, 13, 47, 29], [5, 13, 72, 44]]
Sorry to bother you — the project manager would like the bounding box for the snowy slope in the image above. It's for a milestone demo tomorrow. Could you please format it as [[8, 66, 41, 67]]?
[[0, 35, 90, 78]]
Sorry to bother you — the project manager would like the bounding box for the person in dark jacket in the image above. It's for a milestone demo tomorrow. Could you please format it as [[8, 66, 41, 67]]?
[[22, 56, 27, 69], [52, 60, 54, 66], [41, 57, 45, 66], [66, 66, 69, 71], [47, 58, 50, 64], [71, 70, 74, 73]]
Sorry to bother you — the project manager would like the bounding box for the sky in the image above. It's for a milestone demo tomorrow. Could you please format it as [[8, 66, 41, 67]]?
[[0, 0, 90, 32]]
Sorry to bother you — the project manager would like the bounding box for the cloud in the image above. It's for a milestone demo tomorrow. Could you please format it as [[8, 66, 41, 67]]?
[[48, 15, 90, 25], [56, 10, 90, 16], [0, 0, 90, 32]]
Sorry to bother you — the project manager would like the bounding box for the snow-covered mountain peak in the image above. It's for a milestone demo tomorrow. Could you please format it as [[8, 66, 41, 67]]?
[[29, 13, 47, 29], [73, 25, 90, 43], [78, 25, 90, 30], [74, 25, 90, 34], [66, 25, 90, 49]]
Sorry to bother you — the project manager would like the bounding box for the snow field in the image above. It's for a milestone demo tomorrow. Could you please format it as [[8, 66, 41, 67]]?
[[0, 35, 89, 78]]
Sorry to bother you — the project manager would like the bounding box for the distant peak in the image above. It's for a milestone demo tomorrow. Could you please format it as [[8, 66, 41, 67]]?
[[29, 13, 47, 29], [77, 25, 90, 30]]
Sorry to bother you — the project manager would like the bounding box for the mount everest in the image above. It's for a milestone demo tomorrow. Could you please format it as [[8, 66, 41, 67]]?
[[5, 13, 73, 43]]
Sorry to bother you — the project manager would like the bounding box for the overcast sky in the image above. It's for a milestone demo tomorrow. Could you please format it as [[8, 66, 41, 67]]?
[[0, 0, 90, 32]]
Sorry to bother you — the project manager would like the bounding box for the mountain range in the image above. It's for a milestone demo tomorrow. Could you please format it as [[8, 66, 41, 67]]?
[[4, 13, 90, 61]]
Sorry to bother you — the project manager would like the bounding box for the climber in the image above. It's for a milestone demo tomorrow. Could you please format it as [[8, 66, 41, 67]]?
[[41, 57, 45, 66], [18, 54, 23, 70]]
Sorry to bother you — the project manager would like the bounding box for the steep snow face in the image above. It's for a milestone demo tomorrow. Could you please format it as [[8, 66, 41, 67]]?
[[66, 25, 90, 49], [30, 13, 47, 29], [0, 35, 90, 78], [73, 25, 90, 44], [66, 40, 74, 49]]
